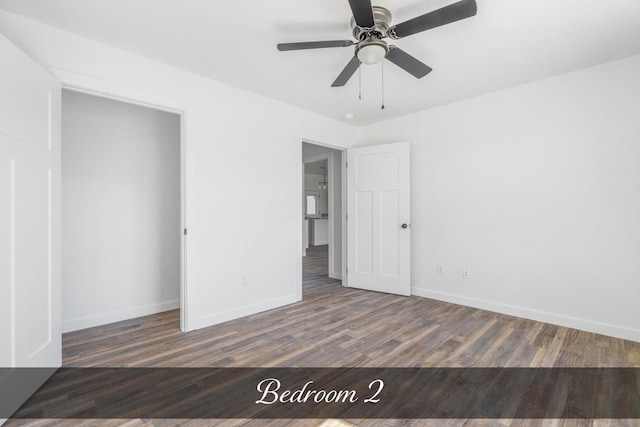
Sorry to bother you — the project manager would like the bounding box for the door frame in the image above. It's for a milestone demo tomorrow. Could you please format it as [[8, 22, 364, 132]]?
[[61, 84, 189, 332], [299, 140, 348, 297]]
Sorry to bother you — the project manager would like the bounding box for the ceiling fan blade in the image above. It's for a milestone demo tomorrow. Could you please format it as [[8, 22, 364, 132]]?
[[277, 40, 354, 51], [385, 47, 432, 79], [389, 0, 477, 39], [331, 56, 361, 87], [348, 0, 375, 28]]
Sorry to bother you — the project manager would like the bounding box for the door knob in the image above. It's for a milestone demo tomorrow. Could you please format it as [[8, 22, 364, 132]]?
[[401, 223, 409, 229]]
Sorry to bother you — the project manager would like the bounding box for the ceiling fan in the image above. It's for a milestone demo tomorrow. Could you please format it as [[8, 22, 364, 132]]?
[[277, 0, 477, 87]]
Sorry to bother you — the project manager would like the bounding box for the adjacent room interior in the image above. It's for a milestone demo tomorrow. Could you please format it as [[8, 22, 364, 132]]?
[[302, 142, 343, 296], [303, 157, 331, 288]]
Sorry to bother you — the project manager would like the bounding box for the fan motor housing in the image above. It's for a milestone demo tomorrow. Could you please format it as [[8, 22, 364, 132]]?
[[351, 6, 392, 40]]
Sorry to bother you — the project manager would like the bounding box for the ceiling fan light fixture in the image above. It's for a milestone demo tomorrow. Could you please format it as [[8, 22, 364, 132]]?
[[277, 0, 478, 87], [356, 39, 389, 65]]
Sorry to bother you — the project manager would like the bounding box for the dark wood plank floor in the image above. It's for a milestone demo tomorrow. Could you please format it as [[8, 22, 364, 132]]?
[[8, 244, 640, 426], [60, 244, 639, 369], [303, 244, 332, 287]]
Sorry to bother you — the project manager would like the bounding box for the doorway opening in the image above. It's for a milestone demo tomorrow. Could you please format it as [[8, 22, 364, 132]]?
[[61, 89, 185, 333], [302, 142, 344, 298]]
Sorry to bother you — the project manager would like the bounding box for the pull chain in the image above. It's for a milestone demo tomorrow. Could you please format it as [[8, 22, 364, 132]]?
[[358, 65, 362, 100], [381, 60, 385, 110]]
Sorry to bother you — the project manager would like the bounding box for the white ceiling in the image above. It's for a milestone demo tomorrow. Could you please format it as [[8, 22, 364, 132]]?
[[1, 0, 639, 126]]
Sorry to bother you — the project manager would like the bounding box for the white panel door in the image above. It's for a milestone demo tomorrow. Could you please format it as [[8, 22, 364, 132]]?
[[0, 33, 61, 417], [347, 142, 410, 296]]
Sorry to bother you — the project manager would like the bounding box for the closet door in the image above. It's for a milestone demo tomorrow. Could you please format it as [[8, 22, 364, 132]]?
[[0, 33, 61, 420]]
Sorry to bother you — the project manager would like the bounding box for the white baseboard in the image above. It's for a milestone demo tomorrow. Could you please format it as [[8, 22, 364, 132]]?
[[193, 294, 300, 331], [411, 287, 640, 343], [329, 271, 343, 280], [62, 300, 180, 333]]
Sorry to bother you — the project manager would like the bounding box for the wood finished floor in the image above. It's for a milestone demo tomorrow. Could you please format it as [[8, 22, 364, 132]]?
[[9, 244, 640, 426], [61, 245, 639, 369]]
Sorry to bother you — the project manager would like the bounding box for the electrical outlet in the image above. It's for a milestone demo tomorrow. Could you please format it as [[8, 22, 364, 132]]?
[[241, 276, 249, 287], [463, 268, 469, 279], [437, 264, 444, 275]]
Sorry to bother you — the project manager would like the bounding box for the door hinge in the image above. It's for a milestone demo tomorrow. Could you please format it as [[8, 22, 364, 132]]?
[[184, 228, 187, 236], [345, 162, 348, 168], [346, 267, 348, 273]]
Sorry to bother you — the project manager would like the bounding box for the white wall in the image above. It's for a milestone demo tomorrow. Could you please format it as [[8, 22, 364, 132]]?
[[61, 90, 180, 332], [359, 54, 640, 342], [0, 10, 359, 331]]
